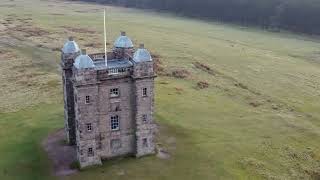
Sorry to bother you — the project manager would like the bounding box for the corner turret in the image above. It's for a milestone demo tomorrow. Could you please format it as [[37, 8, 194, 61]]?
[[74, 49, 95, 69], [61, 37, 81, 69], [132, 44, 154, 78], [113, 31, 134, 59], [132, 43, 156, 157], [61, 37, 81, 145]]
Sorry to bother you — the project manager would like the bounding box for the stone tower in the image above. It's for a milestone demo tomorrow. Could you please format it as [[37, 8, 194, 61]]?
[[61, 37, 80, 145], [61, 32, 157, 168], [133, 44, 157, 157]]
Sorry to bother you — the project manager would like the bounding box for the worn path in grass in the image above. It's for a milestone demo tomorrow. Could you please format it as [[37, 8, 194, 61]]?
[[1, 0, 320, 179], [42, 129, 78, 177]]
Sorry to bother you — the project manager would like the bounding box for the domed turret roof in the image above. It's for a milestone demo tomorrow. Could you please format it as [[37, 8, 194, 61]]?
[[114, 31, 134, 48], [74, 49, 95, 69], [62, 37, 80, 54], [133, 44, 152, 62]]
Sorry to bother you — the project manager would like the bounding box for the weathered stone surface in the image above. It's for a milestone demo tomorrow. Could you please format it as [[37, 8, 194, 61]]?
[[61, 51, 80, 145], [61, 36, 157, 168]]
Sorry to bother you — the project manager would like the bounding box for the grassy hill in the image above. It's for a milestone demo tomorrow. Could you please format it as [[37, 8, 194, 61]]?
[[1, 0, 320, 179]]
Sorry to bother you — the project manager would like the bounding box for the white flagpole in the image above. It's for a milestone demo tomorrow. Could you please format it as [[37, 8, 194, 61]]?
[[104, 9, 107, 67]]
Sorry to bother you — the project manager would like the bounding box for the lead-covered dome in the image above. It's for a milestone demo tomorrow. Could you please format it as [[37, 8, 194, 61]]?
[[114, 31, 134, 48], [133, 44, 152, 62], [74, 49, 95, 69], [62, 37, 80, 54]]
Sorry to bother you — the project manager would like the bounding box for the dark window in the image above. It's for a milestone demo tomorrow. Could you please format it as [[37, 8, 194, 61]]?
[[86, 123, 92, 132], [85, 96, 90, 104], [142, 138, 148, 147], [88, 148, 94, 157], [142, 114, 147, 122], [110, 88, 119, 97], [111, 115, 120, 130], [142, 88, 147, 97]]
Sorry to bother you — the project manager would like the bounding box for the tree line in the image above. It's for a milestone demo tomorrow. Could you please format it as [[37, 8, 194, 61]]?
[[82, 0, 320, 35]]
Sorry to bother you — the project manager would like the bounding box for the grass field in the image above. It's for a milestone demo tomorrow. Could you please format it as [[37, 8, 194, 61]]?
[[1, 0, 320, 179]]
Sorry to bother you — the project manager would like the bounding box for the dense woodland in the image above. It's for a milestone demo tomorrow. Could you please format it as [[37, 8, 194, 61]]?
[[80, 0, 320, 35]]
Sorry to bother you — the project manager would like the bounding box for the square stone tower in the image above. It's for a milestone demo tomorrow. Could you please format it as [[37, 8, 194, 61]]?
[[61, 32, 157, 168], [61, 37, 80, 145]]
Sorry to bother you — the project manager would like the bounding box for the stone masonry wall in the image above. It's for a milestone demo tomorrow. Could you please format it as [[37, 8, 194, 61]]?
[[96, 77, 136, 159], [73, 73, 138, 166], [134, 77, 156, 157], [70, 54, 156, 168], [61, 52, 80, 145], [133, 61, 156, 157], [74, 81, 102, 167], [62, 69, 76, 145]]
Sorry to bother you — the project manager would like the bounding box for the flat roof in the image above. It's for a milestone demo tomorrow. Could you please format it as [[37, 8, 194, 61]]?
[[93, 59, 133, 70]]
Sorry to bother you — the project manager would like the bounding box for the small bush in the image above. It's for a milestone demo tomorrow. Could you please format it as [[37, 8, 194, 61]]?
[[234, 82, 248, 90], [58, 139, 68, 146], [69, 161, 80, 170], [84, 42, 103, 48], [197, 81, 209, 89], [193, 62, 215, 75], [249, 101, 262, 107], [151, 53, 165, 75], [36, 44, 45, 48], [171, 69, 190, 79], [51, 47, 61, 52], [175, 87, 184, 94]]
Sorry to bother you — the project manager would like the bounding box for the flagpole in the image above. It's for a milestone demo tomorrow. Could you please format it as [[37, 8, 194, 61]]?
[[104, 9, 107, 67]]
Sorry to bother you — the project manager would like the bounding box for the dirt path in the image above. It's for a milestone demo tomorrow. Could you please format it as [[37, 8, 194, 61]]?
[[42, 129, 78, 177]]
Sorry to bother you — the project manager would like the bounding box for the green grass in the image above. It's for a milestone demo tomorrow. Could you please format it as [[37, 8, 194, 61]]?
[[0, 104, 61, 180], [1, 0, 320, 179]]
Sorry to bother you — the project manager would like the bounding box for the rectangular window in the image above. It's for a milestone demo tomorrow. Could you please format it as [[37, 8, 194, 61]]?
[[86, 123, 92, 132], [97, 141, 102, 150], [142, 138, 148, 148], [85, 96, 90, 104], [142, 114, 148, 122], [111, 115, 120, 131], [96, 134, 102, 149], [110, 102, 121, 112], [142, 88, 147, 97], [110, 88, 119, 97], [111, 139, 121, 152], [88, 147, 94, 157]]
